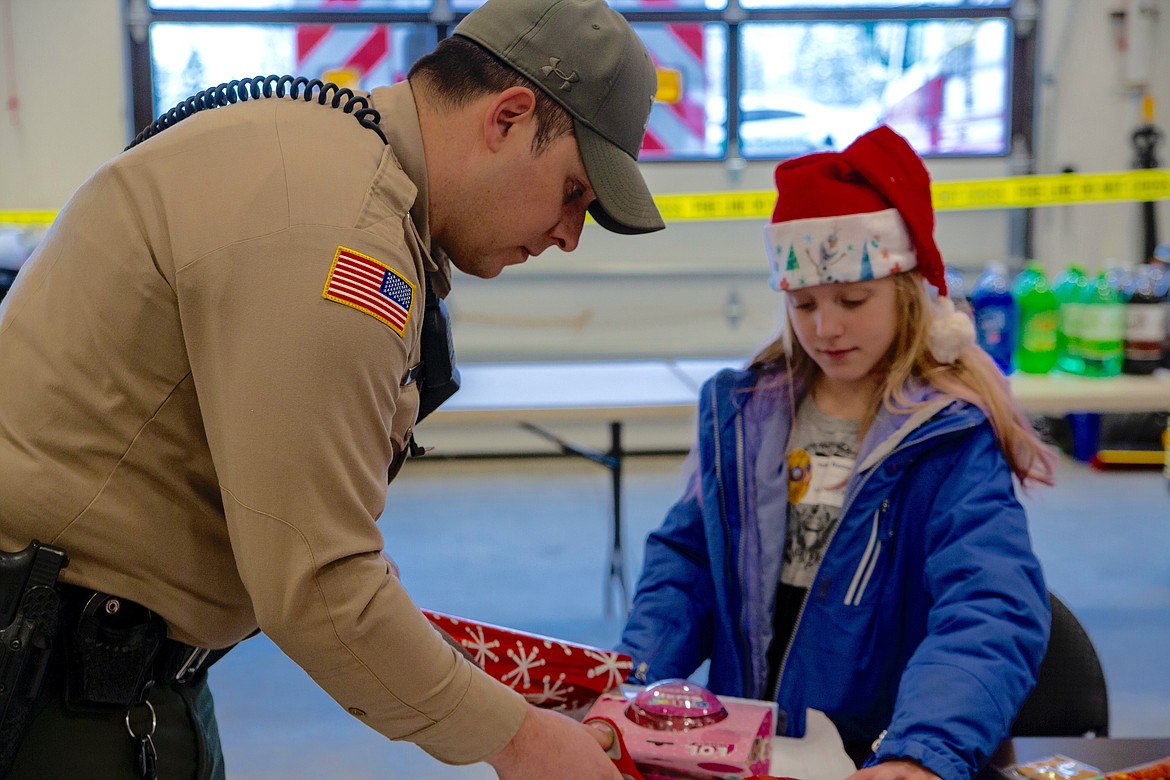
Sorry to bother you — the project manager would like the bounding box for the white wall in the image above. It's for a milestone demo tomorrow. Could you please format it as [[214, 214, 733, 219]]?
[[1032, 0, 1170, 270], [1, 0, 1168, 361], [0, 0, 128, 207]]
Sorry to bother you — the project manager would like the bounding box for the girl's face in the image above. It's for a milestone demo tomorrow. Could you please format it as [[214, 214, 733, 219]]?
[[786, 276, 899, 392]]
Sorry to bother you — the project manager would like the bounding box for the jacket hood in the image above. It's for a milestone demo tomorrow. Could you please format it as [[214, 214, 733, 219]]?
[[713, 363, 986, 476]]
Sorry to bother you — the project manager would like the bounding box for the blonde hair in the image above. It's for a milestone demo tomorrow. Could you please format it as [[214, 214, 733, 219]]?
[[751, 270, 1056, 486]]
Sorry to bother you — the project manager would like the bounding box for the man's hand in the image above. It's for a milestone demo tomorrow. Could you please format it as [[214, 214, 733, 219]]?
[[486, 705, 622, 779], [848, 759, 941, 780]]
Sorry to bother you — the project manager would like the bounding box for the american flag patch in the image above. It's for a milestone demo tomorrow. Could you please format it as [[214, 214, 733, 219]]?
[[322, 247, 415, 335]]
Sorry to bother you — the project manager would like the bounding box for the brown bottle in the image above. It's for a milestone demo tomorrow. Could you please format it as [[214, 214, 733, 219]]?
[[1123, 265, 1166, 375]]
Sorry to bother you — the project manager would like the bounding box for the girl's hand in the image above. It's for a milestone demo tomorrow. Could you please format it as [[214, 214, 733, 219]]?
[[847, 759, 941, 780]]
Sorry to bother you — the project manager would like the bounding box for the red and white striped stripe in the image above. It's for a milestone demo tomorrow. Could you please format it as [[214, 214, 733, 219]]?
[[639, 21, 709, 158], [296, 1, 393, 87]]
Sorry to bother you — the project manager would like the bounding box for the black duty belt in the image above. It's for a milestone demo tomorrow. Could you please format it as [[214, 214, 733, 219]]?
[[2, 544, 228, 779]]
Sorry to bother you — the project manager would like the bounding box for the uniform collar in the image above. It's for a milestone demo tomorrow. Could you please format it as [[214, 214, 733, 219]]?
[[369, 81, 453, 298]]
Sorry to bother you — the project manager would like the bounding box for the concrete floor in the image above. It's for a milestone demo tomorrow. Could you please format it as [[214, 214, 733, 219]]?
[[207, 454, 1170, 779]]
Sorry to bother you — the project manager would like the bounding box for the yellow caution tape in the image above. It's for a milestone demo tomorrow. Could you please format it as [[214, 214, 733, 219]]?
[[3, 170, 1168, 227], [0, 210, 58, 225], [650, 169, 1170, 222], [933, 169, 1170, 210], [654, 190, 778, 222]]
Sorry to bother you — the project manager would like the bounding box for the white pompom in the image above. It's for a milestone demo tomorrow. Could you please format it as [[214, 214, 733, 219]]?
[[927, 296, 976, 364]]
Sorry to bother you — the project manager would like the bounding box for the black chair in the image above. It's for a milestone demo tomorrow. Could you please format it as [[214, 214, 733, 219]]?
[[1011, 591, 1110, 737]]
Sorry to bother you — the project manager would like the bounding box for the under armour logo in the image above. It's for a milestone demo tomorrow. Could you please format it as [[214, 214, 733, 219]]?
[[541, 57, 580, 91]]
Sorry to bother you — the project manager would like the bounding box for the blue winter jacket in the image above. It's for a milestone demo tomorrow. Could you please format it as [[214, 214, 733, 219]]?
[[618, 365, 1050, 780]]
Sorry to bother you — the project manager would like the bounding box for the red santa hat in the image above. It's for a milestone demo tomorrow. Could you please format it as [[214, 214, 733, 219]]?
[[762, 125, 973, 363]]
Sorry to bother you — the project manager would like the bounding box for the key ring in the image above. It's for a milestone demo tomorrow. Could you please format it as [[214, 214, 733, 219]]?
[[125, 699, 157, 740]]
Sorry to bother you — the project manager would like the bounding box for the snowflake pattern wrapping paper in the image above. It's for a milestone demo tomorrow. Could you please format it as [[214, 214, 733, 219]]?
[[422, 609, 633, 713]]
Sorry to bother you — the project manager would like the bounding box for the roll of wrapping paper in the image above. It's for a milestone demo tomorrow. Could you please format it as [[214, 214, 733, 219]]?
[[421, 609, 632, 713]]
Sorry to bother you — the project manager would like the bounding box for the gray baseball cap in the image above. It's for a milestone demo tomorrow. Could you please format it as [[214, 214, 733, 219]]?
[[455, 0, 665, 235]]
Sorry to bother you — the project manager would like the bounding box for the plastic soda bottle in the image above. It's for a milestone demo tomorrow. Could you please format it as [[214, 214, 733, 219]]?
[[1150, 260, 1170, 370], [1122, 264, 1167, 375], [944, 265, 972, 319], [1104, 258, 1130, 292], [1052, 264, 1089, 375], [1150, 244, 1170, 369], [1079, 269, 1125, 377], [969, 261, 1015, 374], [1012, 262, 1059, 374]]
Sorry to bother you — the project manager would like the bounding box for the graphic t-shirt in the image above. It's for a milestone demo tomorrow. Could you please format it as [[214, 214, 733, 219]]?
[[766, 397, 861, 692], [782, 399, 861, 588]]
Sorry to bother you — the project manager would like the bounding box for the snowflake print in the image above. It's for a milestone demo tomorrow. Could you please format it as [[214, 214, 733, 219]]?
[[460, 625, 500, 666], [502, 641, 546, 690], [583, 650, 632, 691], [524, 673, 573, 707]]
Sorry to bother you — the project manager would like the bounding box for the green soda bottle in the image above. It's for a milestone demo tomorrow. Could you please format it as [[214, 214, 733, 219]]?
[[1012, 262, 1059, 374], [1079, 269, 1125, 377], [1052, 264, 1089, 375]]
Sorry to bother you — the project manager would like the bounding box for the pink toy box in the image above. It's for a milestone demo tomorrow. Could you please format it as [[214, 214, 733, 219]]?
[[584, 679, 778, 780]]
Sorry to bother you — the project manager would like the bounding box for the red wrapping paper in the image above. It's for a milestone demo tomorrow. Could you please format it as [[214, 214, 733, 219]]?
[[422, 609, 633, 713]]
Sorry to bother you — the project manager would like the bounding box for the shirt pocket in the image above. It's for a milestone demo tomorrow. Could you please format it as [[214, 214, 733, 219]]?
[[843, 498, 894, 606]]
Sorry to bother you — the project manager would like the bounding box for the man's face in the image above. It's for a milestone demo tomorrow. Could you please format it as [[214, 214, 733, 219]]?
[[439, 129, 595, 279]]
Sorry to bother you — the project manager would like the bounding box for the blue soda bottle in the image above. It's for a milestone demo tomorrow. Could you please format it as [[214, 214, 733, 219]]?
[[969, 261, 1015, 374]]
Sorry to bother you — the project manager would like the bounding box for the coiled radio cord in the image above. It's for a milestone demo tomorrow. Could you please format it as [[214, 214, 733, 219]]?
[[125, 74, 388, 151]]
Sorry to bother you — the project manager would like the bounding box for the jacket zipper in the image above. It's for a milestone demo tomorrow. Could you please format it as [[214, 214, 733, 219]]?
[[710, 384, 747, 694], [768, 444, 885, 701], [733, 407, 750, 695], [767, 417, 978, 702], [715, 383, 753, 697]]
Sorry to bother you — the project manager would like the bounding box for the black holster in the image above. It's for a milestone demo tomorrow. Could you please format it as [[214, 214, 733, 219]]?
[[0, 540, 68, 774], [56, 583, 221, 716], [60, 586, 168, 713]]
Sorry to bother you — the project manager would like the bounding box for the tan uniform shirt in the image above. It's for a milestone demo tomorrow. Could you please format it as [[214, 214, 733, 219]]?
[[0, 81, 525, 765]]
